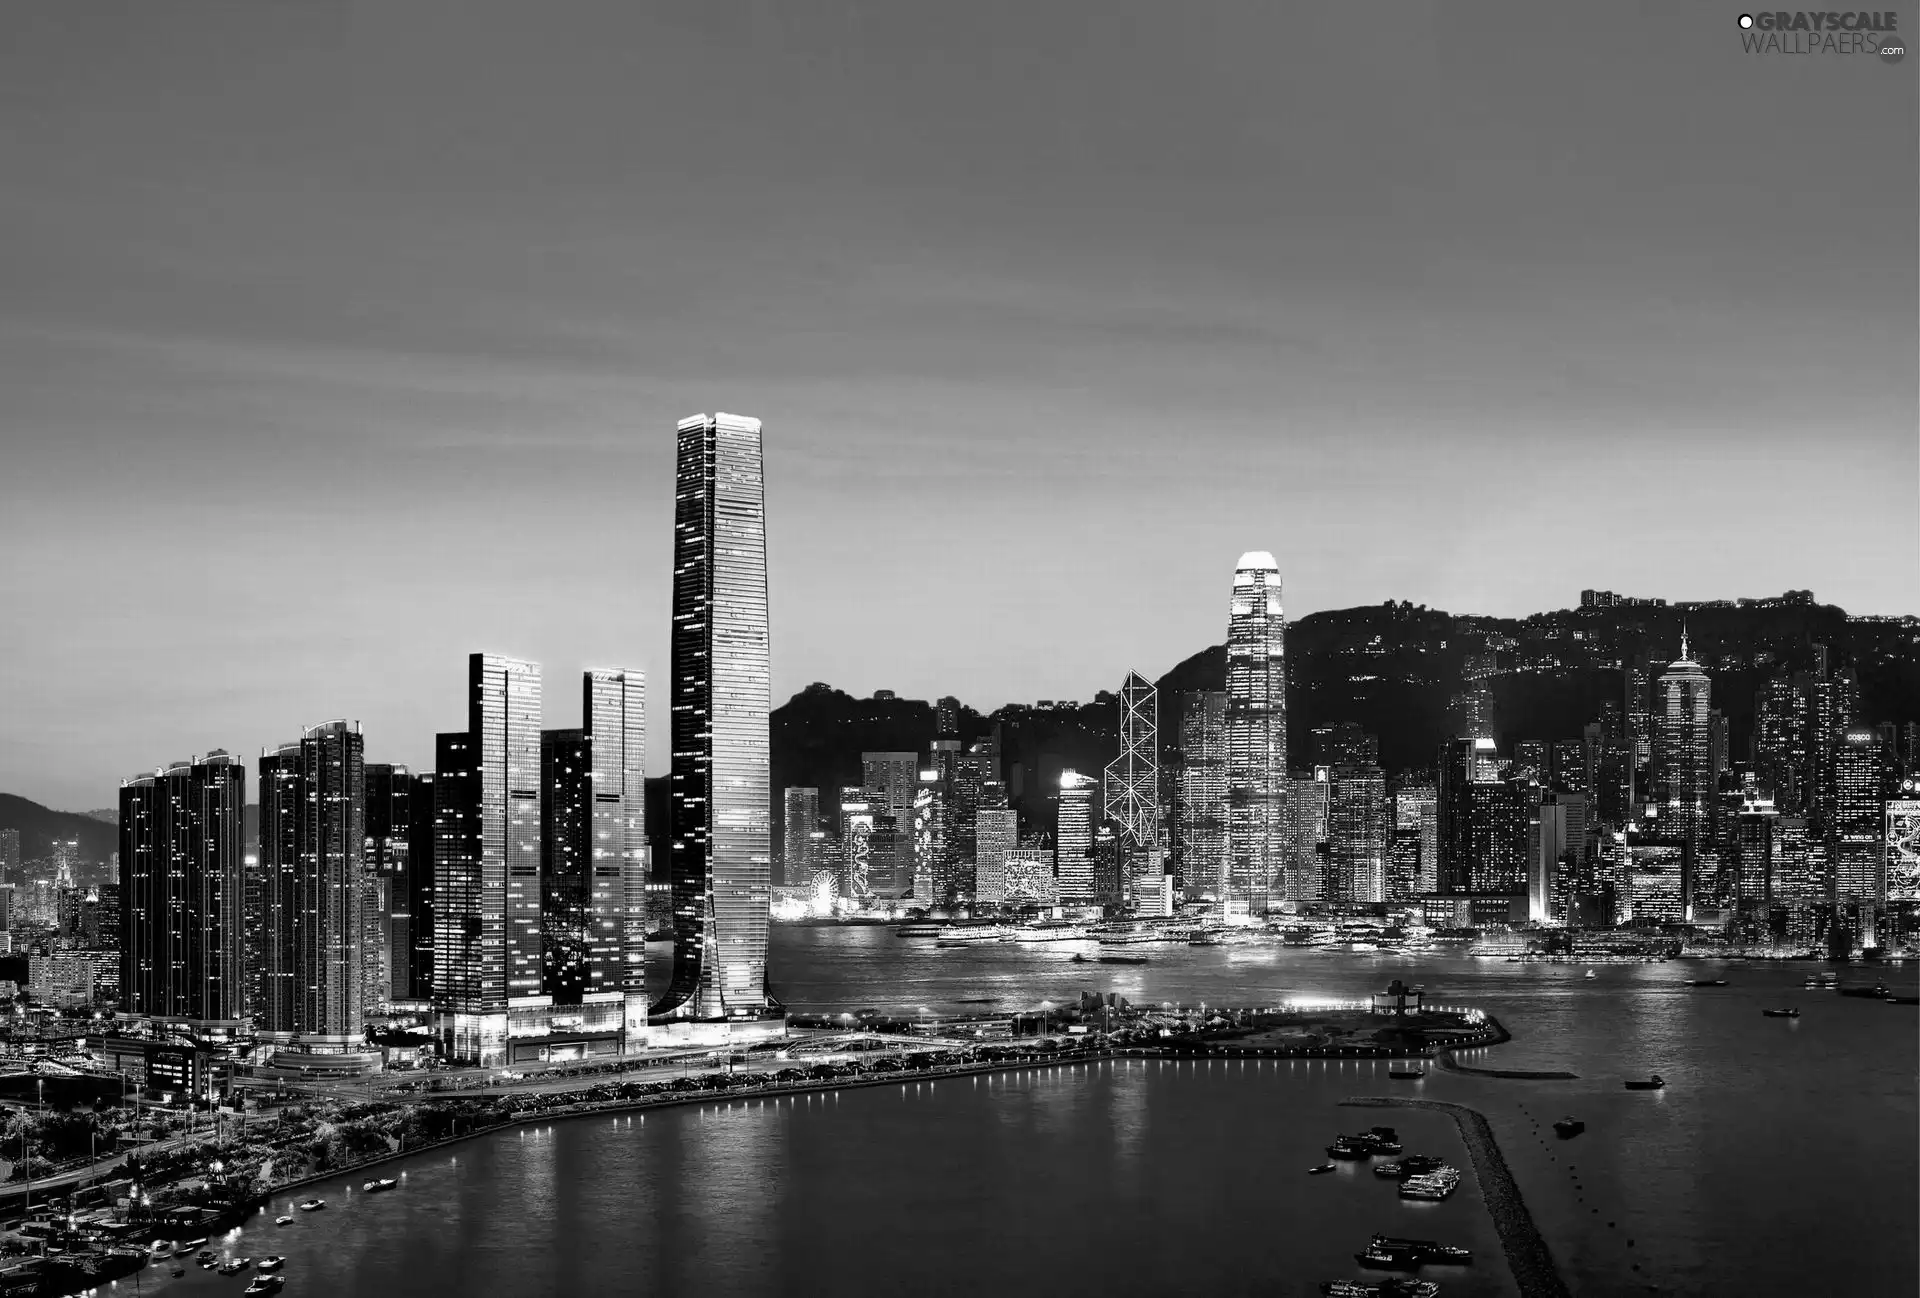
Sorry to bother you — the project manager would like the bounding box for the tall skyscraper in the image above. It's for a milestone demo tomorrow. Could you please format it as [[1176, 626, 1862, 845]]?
[[253, 721, 366, 1045], [1177, 690, 1227, 892], [1223, 552, 1286, 915], [862, 752, 920, 841], [119, 751, 247, 1023], [1886, 787, 1920, 906], [582, 669, 648, 1042], [1326, 766, 1388, 905], [1437, 738, 1531, 894], [837, 787, 872, 899], [0, 829, 18, 883], [1285, 770, 1331, 902], [1104, 671, 1160, 848], [1652, 634, 1712, 865], [539, 728, 593, 1001], [782, 787, 820, 888], [975, 807, 1018, 905], [403, 770, 436, 1001], [1753, 676, 1810, 814], [1393, 784, 1439, 896], [1056, 770, 1097, 903], [363, 762, 417, 1007], [653, 412, 778, 1028], [1830, 726, 1891, 903], [433, 654, 542, 1066]]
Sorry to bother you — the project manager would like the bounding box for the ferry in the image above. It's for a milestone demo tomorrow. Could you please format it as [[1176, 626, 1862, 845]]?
[[895, 924, 945, 939], [1320, 1279, 1441, 1298], [1387, 1067, 1425, 1080], [1011, 922, 1088, 943], [1372, 1235, 1472, 1264], [935, 926, 1013, 947], [1398, 1168, 1462, 1201], [1837, 983, 1891, 999], [1095, 930, 1160, 946], [1373, 1156, 1447, 1180], [1096, 954, 1149, 965]]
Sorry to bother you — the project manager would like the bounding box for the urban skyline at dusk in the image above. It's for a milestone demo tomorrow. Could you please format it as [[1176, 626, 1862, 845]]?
[[3, 4, 1915, 812]]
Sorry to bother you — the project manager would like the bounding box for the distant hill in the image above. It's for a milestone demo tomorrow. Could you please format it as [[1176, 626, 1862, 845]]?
[[0, 794, 117, 865]]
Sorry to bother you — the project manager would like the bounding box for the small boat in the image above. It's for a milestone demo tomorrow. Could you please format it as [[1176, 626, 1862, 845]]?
[[1307, 1162, 1338, 1175], [1373, 1156, 1447, 1180], [257, 1256, 287, 1272], [1373, 1235, 1471, 1264], [1070, 953, 1089, 963], [1761, 1008, 1800, 1018], [1326, 1137, 1374, 1160], [181, 1237, 207, 1250], [1387, 1068, 1424, 1080], [1624, 1074, 1666, 1090], [197, 1250, 216, 1262], [1356, 1246, 1423, 1271], [217, 1258, 253, 1275], [1584, 969, 1596, 979], [1686, 978, 1729, 987], [363, 1177, 398, 1193], [298, 1198, 327, 1211], [171, 1269, 186, 1279], [275, 1215, 295, 1226], [1838, 984, 1890, 999], [1553, 1117, 1585, 1138], [1096, 955, 1148, 965], [149, 1243, 174, 1260], [244, 1278, 286, 1297]]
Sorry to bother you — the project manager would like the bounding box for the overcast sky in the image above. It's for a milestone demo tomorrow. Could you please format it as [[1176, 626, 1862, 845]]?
[[2, 2, 1914, 811]]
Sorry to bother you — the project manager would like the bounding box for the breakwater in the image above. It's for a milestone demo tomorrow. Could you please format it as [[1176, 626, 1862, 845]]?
[[1342, 1096, 1571, 1298], [1434, 1016, 1579, 1079]]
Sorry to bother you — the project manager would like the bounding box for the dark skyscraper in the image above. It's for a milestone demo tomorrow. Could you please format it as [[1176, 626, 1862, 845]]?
[[1437, 737, 1530, 895], [253, 721, 366, 1044], [1177, 690, 1228, 892], [363, 761, 418, 1005], [653, 413, 778, 1031], [119, 751, 246, 1023], [540, 727, 592, 1002]]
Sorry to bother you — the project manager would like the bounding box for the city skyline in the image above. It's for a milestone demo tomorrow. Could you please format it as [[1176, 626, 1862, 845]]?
[[4, 4, 1915, 814]]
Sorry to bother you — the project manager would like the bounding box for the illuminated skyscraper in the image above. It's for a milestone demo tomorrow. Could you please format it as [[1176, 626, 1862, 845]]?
[[119, 751, 247, 1023], [1327, 766, 1388, 905], [362, 762, 416, 1007], [539, 727, 592, 1001], [862, 752, 920, 839], [975, 807, 1018, 904], [1652, 634, 1712, 864], [253, 721, 366, 1044], [1056, 770, 1097, 903], [433, 653, 542, 1066], [782, 787, 820, 888], [1886, 786, 1920, 906], [1177, 690, 1227, 892], [1104, 671, 1160, 849], [653, 413, 778, 1027], [582, 669, 648, 1043], [1393, 785, 1439, 896], [1830, 726, 1891, 903], [1223, 552, 1286, 915]]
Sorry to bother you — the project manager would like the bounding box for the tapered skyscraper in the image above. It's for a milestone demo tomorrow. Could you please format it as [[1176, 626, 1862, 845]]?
[[1652, 633, 1712, 865], [653, 413, 778, 1026], [1223, 552, 1286, 914]]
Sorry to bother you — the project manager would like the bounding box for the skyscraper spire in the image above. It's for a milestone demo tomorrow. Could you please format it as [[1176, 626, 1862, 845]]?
[[1679, 622, 1690, 663]]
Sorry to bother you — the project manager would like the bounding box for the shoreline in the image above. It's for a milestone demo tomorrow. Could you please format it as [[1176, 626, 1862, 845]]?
[[1433, 1016, 1579, 1080], [1341, 1095, 1570, 1298]]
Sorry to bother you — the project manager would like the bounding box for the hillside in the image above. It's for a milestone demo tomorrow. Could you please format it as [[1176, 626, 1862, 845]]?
[[0, 794, 118, 865]]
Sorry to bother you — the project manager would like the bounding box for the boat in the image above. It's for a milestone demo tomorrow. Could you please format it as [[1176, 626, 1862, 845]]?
[[363, 1177, 398, 1192], [275, 1216, 295, 1226], [244, 1278, 286, 1297], [1011, 922, 1088, 943], [1070, 953, 1089, 963], [1399, 1168, 1462, 1201], [217, 1258, 253, 1275], [1320, 1284, 1377, 1298], [1838, 984, 1891, 999], [257, 1256, 287, 1272], [1552, 1117, 1585, 1138], [894, 923, 944, 938], [197, 1250, 216, 1262], [172, 1269, 186, 1279], [181, 1237, 207, 1250], [1326, 1137, 1376, 1160], [1624, 1074, 1666, 1090], [1886, 994, 1920, 1005], [1584, 969, 1596, 979], [1307, 1162, 1338, 1175], [1387, 1068, 1424, 1080], [936, 926, 1013, 947], [1373, 1156, 1447, 1180], [298, 1198, 327, 1211], [1356, 1246, 1423, 1271], [1096, 954, 1148, 965], [1686, 978, 1729, 987], [1373, 1235, 1471, 1264], [149, 1243, 175, 1260], [1761, 1008, 1800, 1018]]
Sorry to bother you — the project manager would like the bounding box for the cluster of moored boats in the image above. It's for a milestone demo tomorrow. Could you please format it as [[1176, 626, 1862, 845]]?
[[1321, 1276, 1444, 1297], [1308, 1126, 1473, 1294], [149, 1238, 288, 1292], [1310, 1126, 1464, 1203]]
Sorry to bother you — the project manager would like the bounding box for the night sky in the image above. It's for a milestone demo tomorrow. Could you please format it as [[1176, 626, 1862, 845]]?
[[2, 3, 1914, 811]]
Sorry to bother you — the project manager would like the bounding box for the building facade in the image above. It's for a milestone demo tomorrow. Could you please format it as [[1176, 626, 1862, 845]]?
[[1223, 552, 1286, 915]]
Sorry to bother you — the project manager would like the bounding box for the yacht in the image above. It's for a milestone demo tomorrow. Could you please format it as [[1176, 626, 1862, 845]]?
[[217, 1258, 253, 1276], [1398, 1168, 1462, 1201], [181, 1238, 207, 1251], [1623, 1074, 1666, 1090], [275, 1216, 295, 1226], [363, 1176, 399, 1192], [1553, 1117, 1585, 1138], [1307, 1162, 1338, 1175], [148, 1242, 174, 1260], [298, 1198, 327, 1211], [244, 1278, 286, 1296], [257, 1256, 287, 1272]]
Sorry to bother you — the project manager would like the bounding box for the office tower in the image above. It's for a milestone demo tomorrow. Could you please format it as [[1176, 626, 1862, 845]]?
[[862, 752, 921, 843], [1651, 635, 1712, 870], [1620, 834, 1689, 925], [1389, 827, 1422, 904], [1437, 738, 1530, 894], [1056, 770, 1097, 903], [1223, 552, 1286, 915], [1592, 700, 1632, 828], [1512, 741, 1548, 782], [540, 728, 592, 1001], [1886, 790, 1920, 905], [582, 669, 648, 1038], [1285, 770, 1331, 902], [1177, 690, 1228, 892], [1549, 739, 1589, 797], [119, 751, 246, 1022], [655, 413, 777, 1026], [433, 654, 542, 1065], [911, 771, 943, 905], [837, 787, 872, 900], [1797, 646, 1860, 830], [1731, 797, 1780, 905], [1626, 652, 1654, 774], [1708, 710, 1730, 788], [1830, 727, 1891, 903], [1392, 785, 1439, 897], [252, 721, 366, 1044], [783, 787, 820, 888], [951, 742, 992, 898], [1104, 671, 1160, 849], [1326, 767, 1388, 905], [1531, 792, 1585, 922], [51, 839, 79, 888], [1091, 825, 1125, 906], [0, 830, 17, 884], [868, 813, 911, 899], [935, 696, 961, 737], [363, 762, 415, 1009], [975, 807, 1018, 905], [404, 771, 436, 1000]]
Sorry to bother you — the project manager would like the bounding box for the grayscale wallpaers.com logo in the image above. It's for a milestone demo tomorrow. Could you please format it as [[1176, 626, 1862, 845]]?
[[1737, 10, 1905, 59]]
